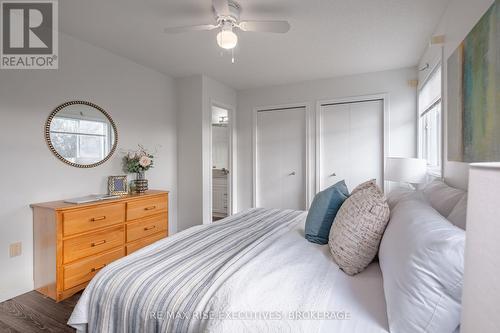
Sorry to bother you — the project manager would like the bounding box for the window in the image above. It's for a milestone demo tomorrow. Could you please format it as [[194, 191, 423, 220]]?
[[50, 116, 111, 164], [418, 65, 442, 176]]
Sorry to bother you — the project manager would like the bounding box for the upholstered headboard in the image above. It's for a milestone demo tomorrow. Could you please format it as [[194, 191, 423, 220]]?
[[443, 162, 470, 191]]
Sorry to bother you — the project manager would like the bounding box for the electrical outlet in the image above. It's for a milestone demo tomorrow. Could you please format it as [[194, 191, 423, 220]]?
[[9, 242, 22, 257]]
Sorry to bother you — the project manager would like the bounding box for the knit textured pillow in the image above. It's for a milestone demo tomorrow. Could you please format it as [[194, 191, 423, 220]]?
[[351, 178, 376, 193], [328, 180, 390, 275]]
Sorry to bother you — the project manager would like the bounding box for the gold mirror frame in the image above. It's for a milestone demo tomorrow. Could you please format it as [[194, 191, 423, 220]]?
[[45, 101, 118, 168]]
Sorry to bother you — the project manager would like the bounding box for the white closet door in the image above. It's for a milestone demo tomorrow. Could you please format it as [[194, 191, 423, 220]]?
[[257, 107, 306, 210], [320, 100, 383, 191]]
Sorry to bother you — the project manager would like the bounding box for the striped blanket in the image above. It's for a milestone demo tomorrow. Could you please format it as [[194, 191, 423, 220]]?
[[72, 208, 303, 333]]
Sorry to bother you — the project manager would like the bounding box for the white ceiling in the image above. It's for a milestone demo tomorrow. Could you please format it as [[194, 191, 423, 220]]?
[[60, 0, 451, 90]]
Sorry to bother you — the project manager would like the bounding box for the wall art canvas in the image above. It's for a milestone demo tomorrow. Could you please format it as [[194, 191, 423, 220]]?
[[448, 0, 499, 162]]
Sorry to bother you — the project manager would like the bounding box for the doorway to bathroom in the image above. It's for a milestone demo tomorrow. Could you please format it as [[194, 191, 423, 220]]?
[[211, 105, 231, 221]]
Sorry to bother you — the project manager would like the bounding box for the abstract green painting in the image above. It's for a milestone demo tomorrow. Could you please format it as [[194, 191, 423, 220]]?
[[448, 0, 500, 162]]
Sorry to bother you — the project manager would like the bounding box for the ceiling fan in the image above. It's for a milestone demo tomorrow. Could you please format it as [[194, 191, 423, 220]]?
[[164, 0, 290, 50]]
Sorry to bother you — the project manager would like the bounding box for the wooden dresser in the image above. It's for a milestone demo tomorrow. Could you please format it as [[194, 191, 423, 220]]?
[[31, 190, 168, 302]]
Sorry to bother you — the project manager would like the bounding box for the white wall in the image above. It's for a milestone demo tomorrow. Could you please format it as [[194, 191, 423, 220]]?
[[418, 0, 495, 190], [176, 75, 204, 231], [0, 33, 178, 302], [236, 67, 418, 210], [176, 75, 236, 230]]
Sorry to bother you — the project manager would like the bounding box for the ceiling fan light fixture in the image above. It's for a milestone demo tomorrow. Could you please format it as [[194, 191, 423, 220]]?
[[216, 27, 238, 49]]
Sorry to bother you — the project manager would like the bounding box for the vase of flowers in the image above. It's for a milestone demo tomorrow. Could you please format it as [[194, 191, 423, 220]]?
[[124, 145, 154, 193]]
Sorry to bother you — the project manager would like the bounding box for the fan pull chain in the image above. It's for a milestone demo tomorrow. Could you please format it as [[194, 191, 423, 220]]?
[[231, 49, 235, 64]]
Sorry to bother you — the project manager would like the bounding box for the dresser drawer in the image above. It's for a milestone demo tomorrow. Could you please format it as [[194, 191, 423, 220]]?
[[127, 195, 167, 221], [63, 203, 125, 237], [126, 212, 167, 243], [63, 226, 124, 264], [63, 247, 124, 290], [126, 232, 166, 255]]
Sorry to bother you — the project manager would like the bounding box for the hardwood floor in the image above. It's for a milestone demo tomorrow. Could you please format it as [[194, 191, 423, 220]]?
[[0, 291, 80, 332]]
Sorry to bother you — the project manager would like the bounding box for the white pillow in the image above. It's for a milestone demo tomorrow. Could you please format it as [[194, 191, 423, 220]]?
[[379, 198, 464, 333], [422, 180, 466, 217], [386, 187, 424, 210], [447, 194, 468, 230]]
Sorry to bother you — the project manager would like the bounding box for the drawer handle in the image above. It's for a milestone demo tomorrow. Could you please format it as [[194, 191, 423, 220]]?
[[91, 240, 106, 247], [144, 206, 156, 211], [144, 225, 156, 231], [90, 264, 106, 273], [91, 216, 106, 222]]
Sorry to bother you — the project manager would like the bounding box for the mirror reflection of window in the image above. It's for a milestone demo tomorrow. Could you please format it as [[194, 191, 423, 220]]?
[[50, 117, 109, 163]]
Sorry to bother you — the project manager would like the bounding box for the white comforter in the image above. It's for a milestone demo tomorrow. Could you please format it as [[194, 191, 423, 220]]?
[[70, 211, 389, 332], [203, 214, 389, 333]]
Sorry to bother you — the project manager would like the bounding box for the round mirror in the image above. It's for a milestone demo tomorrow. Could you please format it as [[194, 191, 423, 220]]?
[[45, 101, 118, 168]]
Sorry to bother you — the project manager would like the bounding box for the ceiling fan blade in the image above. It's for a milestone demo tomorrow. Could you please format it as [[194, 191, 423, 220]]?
[[238, 20, 290, 33], [213, 0, 230, 16], [164, 24, 218, 34]]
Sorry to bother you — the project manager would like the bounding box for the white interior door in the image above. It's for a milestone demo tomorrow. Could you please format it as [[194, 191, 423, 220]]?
[[257, 107, 306, 210], [320, 100, 383, 191]]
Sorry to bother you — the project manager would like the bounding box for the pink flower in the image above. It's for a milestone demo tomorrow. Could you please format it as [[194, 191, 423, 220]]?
[[139, 155, 151, 167]]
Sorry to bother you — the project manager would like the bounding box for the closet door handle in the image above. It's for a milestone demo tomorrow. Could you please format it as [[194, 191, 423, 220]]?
[[330, 173, 337, 177], [289, 171, 296, 176]]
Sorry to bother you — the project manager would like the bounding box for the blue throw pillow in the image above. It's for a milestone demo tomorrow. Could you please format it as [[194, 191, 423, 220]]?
[[305, 180, 349, 244]]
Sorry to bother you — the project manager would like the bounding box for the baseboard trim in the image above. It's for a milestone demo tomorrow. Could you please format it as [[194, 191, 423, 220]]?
[[0, 286, 33, 303]]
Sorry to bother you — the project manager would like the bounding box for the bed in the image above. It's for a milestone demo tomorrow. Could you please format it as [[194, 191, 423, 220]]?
[[69, 208, 389, 332]]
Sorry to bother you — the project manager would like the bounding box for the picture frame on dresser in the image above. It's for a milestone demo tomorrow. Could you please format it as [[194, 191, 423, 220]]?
[[30, 190, 169, 302], [108, 175, 128, 195]]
